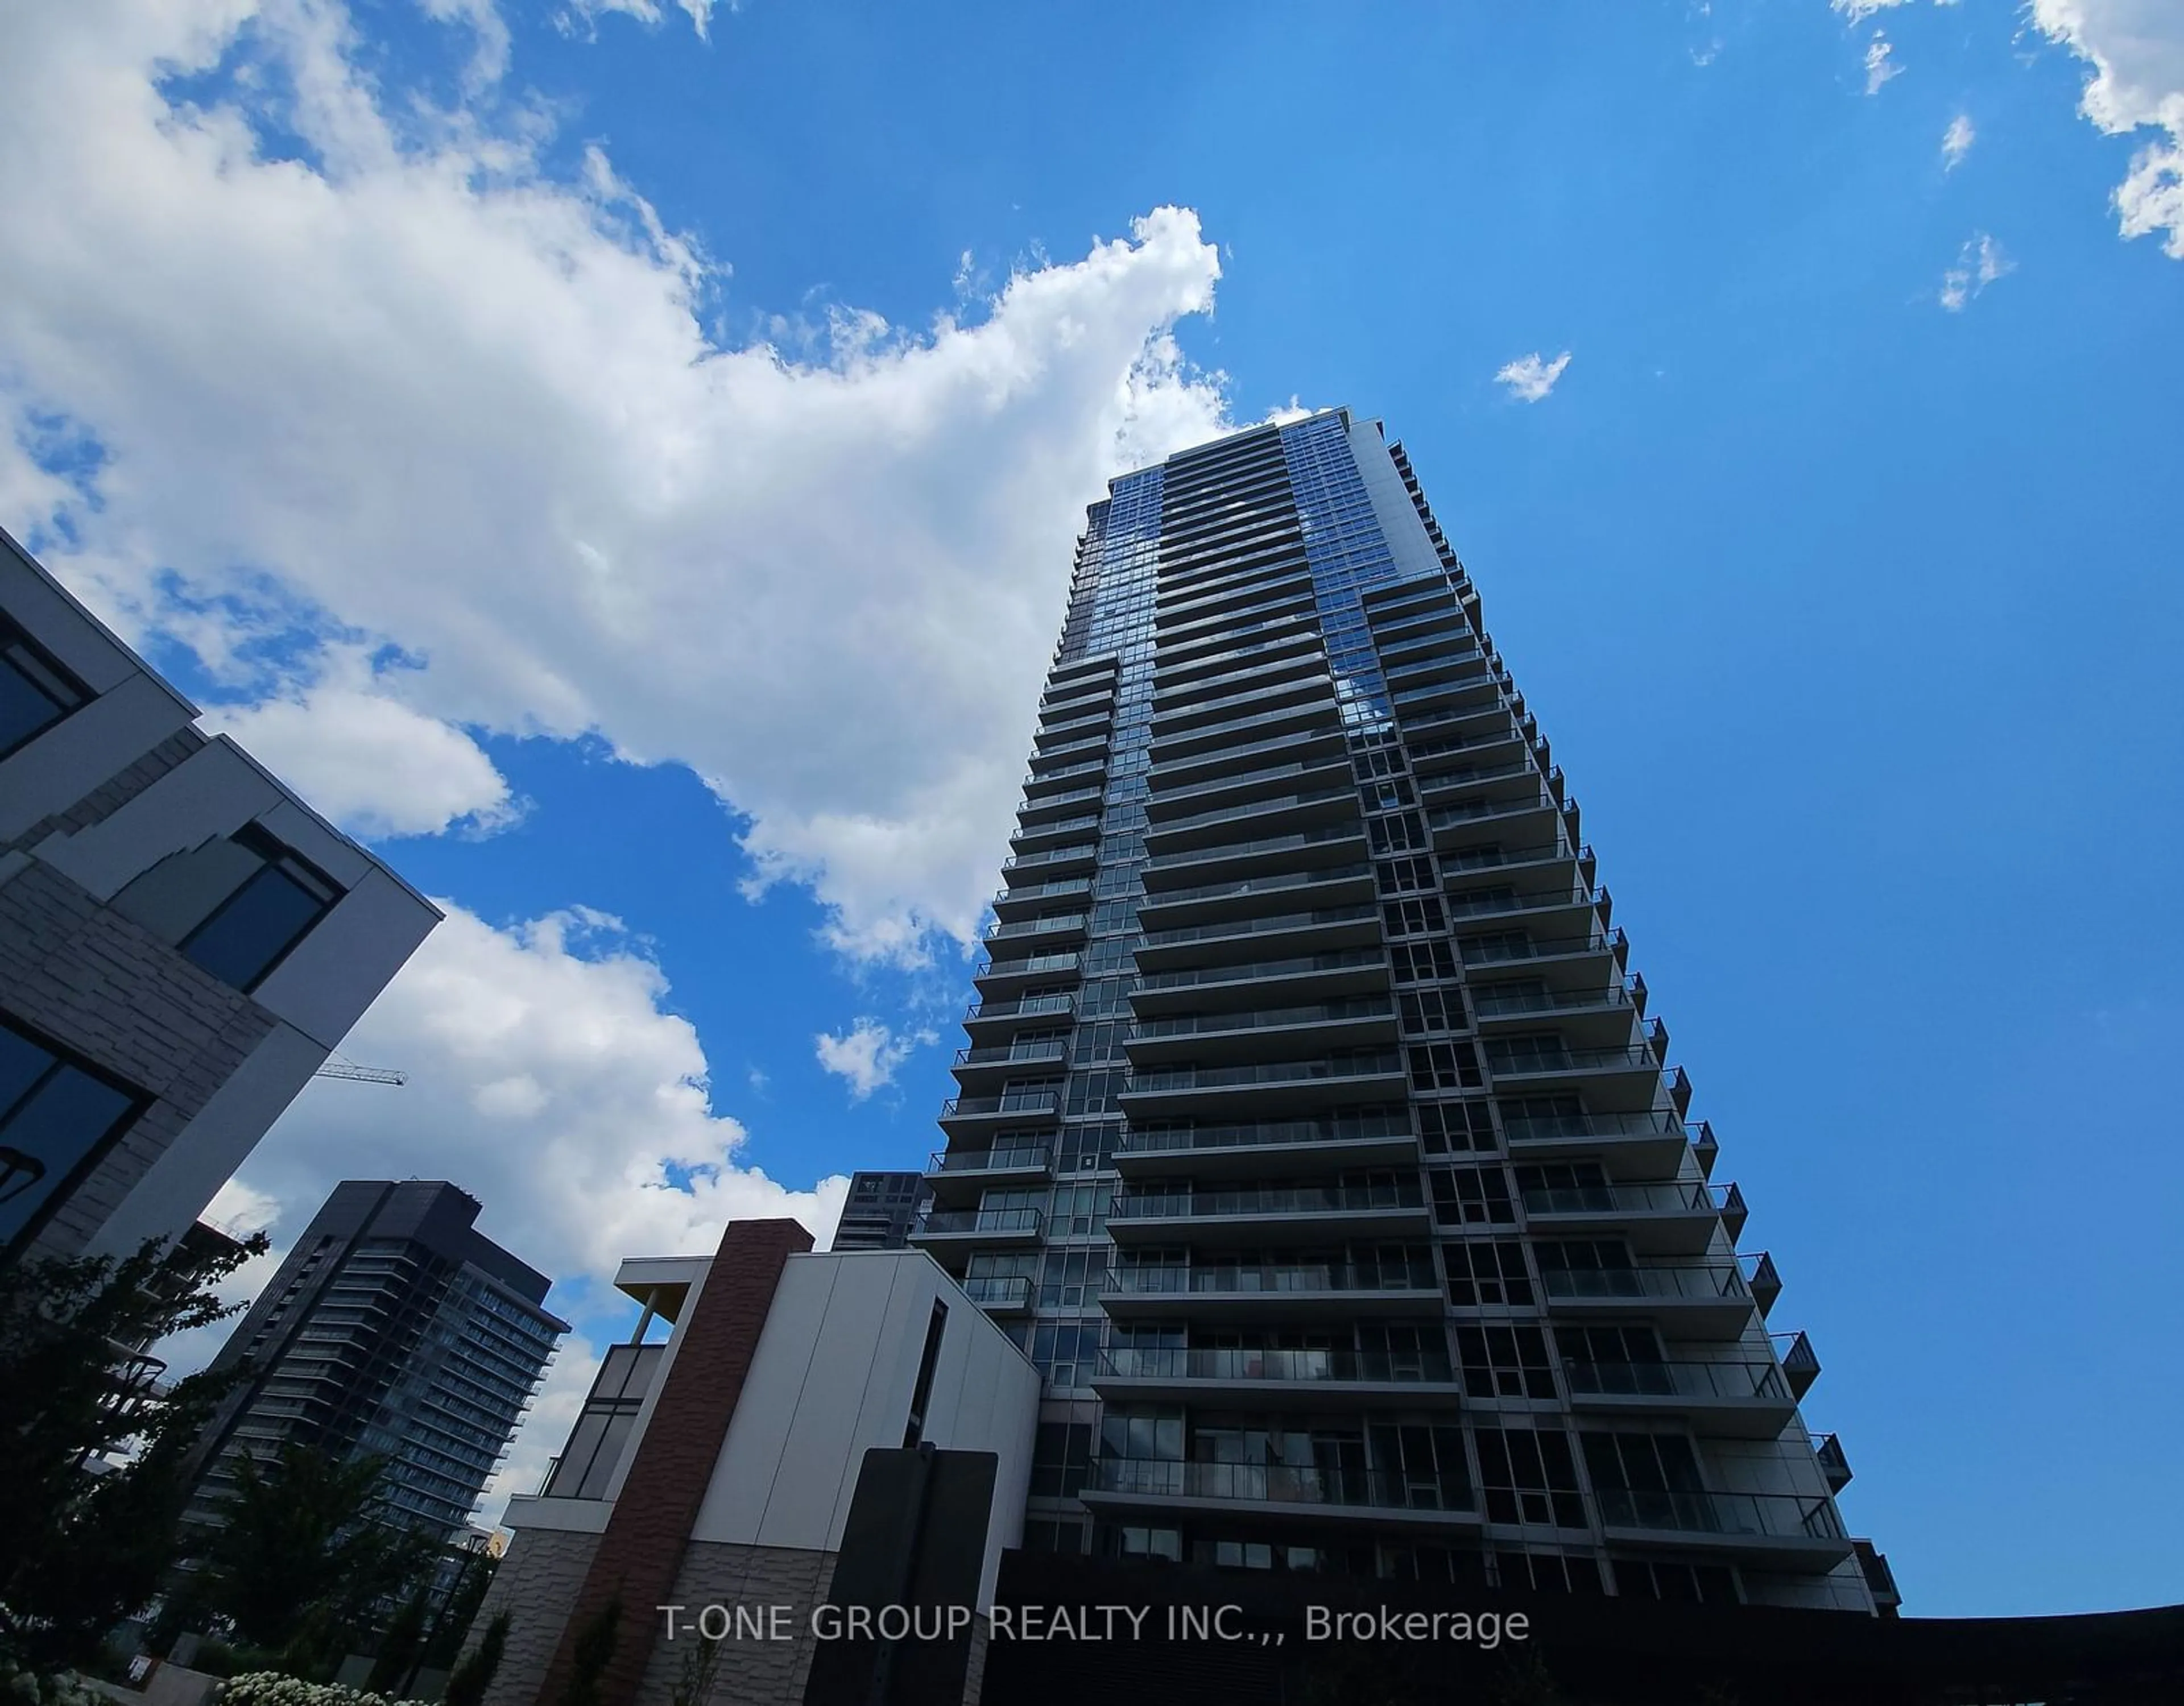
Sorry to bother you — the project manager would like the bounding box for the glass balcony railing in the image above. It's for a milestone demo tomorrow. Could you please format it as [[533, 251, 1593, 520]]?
[[1561, 1358, 1788, 1402], [1125, 1053, 1403, 1096], [1447, 885, 1600, 922], [961, 1275, 1034, 1309], [986, 913, 1087, 942], [939, 1090, 1061, 1120], [952, 1041, 1068, 1069], [1149, 756, 1346, 809], [1521, 1179, 1728, 1217], [1133, 949, 1386, 994], [1501, 1109, 1681, 1144], [1001, 844, 1099, 872], [1111, 1180, 1425, 1220], [1101, 1347, 1457, 1385], [1592, 1488, 1845, 1543], [1107, 1261, 1437, 1298], [1141, 825, 1362, 875], [1118, 1111, 1412, 1154], [1137, 864, 1372, 912], [1146, 785, 1354, 839], [1539, 1262, 1750, 1305], [1139, 904, 1377, 951], [1459, 930, 1624, 966], [1131, 997, 1393, 1043], [929, 1143, 1052, 1174], [913, 1207, 1045, 1237], [1471, 984, 1635, 1020], [1487, 1042, 1664, 1078], [963, 992, 1075, 1023], [1087, 1459, 1474, 1514]]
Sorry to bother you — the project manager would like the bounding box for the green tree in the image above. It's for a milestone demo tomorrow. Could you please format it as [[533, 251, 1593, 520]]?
[[557, 1597, 621, 1706], [0, 1232, 266, 1670], [192, 1443, 439, 1659], [442, 1612, 508, 1706]]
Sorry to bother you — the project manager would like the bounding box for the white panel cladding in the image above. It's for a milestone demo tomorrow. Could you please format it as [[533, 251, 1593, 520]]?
[[1346, 415, 1447, 585], [34, 738, 286, 900], [251, 866, 439, 1049], [82, 1019, 329, 1258], [0, 675, 195, 842], [688, 1250, 1039, 1605]]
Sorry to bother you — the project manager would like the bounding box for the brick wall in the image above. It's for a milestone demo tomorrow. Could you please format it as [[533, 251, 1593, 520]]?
[[532, 1218, 813, 1706], [0, 856, 274, 1259], [471, 1527, 605, 1706]]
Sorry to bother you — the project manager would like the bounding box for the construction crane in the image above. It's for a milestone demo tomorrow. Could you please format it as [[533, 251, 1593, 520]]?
[[312, 1054, 407, 1087]]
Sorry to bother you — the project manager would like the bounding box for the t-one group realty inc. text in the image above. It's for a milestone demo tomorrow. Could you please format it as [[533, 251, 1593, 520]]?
[[655, 1604, 1533, 1649]]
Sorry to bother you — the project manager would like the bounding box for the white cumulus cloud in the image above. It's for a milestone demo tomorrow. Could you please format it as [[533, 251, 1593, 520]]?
[[1494, 351, 1573, 404], [1940, 231, 2015, 310], [1831, 0, 1913, 21], [0, 0, 1235, 970], [2032, 0, 2184, 256], [815, 1017, 932, 1101], [1864, 32, 1903, 94], [1942, 113, 1976, 168]]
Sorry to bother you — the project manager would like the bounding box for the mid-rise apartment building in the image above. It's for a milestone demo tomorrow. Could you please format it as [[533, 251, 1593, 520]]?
[[185, 1180, 565, 1539], [1, 526, 439, 1268], [913, 410, 1884, 1613]]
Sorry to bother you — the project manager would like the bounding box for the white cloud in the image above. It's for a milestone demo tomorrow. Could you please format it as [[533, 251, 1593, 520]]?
[[815, 1016, 932, 1101], [1494, 351, 1573, 404], [220, 903, 850, 1282], [0, 1, 1234, 969], [1940, 231, 2015, 309], [201, 678, 522, 840], [1864, 32, 1903, 94], [2032, 0, 2184, 256], [557, 0, 715, 40], [1942, 112, 1976, 167], [1831, 0, 1912, 21]]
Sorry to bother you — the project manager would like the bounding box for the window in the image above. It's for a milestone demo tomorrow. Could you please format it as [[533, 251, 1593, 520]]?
[[902, 1301, 949, 1446], [1399, 989, 1469, 1036], [1579, 1431, 1707, 1529], [1032, 1422, 1097, 1498], [1495, 1550, 1606, 1596], [1614, 1556, 1739, 1605], [1389, 941, 1458, 984], [1444, 1240, 1533, 1308], [1408, 1042, 1482, 1092], [1072, 1022, 1129, 1065], [540, 1341, 663, 1500], [0, 614, 92, 762], [1417, 1100, 1495, 1154], [1039, 1246, 1110, 1307], [179, 826, 342, 992], [1375, 856, 1437, 895], [1456, 1324, 1558, 1401], [1064, 1069, 1126, 1118], [1367, 813, 1425, 855], [1382, 897, 1446, 937], [1474, 1424, 1586, 1528], [1, 1013, 147, 1252], [1429, 1163, 1513, 1226]]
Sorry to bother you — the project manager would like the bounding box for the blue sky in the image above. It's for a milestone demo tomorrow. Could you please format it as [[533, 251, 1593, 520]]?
[[2, 0, 2179, 1620]]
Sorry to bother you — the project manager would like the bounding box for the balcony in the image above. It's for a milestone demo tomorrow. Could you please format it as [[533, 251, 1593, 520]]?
[[1118, 1051, 1409, 1117], [1389, 664, 1504, 717], [1125, 997, 1399, 1066], [990, 876, 1093, 917], [1500, 1108, 1687, 1174], [1107, 1178, 1430, 1245], [1022, 759, 1107, 797], [1149, 724, 1348, 790], [1379, 645, 1487, 691], [1101, 1261, 1442, 1321], [1484, 1040, 1669, 1111], [1538, 1261, 1758, 1336], [1135, 863, 1375, 930], [1130, 949, 1390, 1014], [1592, 1488, 1852, 1567], [929, 1142, 1052, 1181], [1814, 1432, 1854, 1493], [950, 1040, 1068, 1088], [1429, 791, 1564, 850], [1094, 1345, 1463, 1410], [971, 949, 1081, 992], [1141, 785, 1358, 855], [937, 1089, 1060, 1136], [909, 1207, 1045, 1249], [985, 912, 1088, 950], [1082, 1459, 1480, 1531], [1140, 825, 1367, 888], [1151, 652, 1328, 719], [1154, 628, 1321, 691], [1133, 903, 1381, 970], [1397, 698, 1514, 746], [1459, 927, 1629, 980], [962, 991, 1074, 1032], [961, 1275, 1035, 1314], [1010, 812, 1102, 852], [1521, 1178, 1739, 1256], [1016, 785, 1105, 825], [1149, 697, 1343, 765], [1000, 843, 1099, 880], [1561, 1358, 1795, 1438], [1112, 1110, 1417, 1178], [1145, 756, 1353, 823]]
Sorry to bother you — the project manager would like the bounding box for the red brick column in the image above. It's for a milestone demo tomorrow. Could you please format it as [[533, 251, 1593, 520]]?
[[532, 1217, 814, 1706]]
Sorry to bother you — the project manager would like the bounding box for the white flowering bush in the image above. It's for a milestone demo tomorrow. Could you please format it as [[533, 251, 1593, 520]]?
[[221, 1676, 425, 1706], [0, 1655, 101, 1706]]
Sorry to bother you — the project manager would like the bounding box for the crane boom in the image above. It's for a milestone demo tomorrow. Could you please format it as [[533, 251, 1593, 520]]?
[[312, 1058, 407, 1086]]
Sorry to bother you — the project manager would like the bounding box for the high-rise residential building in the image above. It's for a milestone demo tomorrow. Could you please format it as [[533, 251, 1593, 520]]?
[[185, 1180, 565, 1540], [0, 526, 440, 1270], [913, 409, 1883, 1614], [831, 1169, 931, 1251]]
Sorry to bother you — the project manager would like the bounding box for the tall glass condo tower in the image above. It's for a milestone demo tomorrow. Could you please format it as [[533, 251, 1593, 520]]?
[[913, 409, 1886, 1614]]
